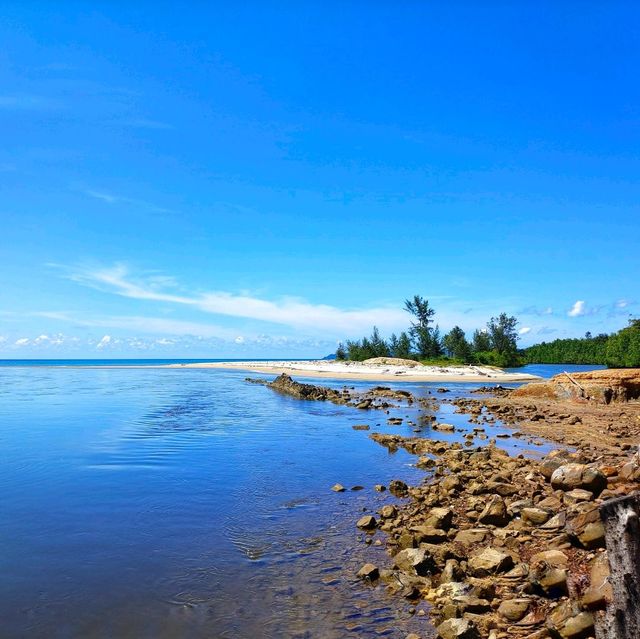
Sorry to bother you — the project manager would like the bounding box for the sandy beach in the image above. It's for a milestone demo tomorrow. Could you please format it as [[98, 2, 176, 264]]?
[[168, 359, 541, 382]]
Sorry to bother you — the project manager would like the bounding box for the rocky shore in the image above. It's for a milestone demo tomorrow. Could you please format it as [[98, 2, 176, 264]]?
[[259, 370, 640, 639]]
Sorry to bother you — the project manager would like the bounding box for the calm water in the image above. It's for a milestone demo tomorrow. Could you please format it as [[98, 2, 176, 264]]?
[[0, 363, 578, 638]]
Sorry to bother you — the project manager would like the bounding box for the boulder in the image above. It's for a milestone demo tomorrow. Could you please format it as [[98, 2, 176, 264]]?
[[453, 528, 489, 546], [357, 563, 379, 580], [498, 598, 531, 622], [522, 507, 553, 525], [550, 463, 607, 495], [436, 618, 480, 639], [547, 601, 594, 638], [468, 547, 514, 577], [425, 507, 454, 530], [478, 495, 510, 527], [356, 515, 377, 530], [389, 479, 409, 497], [393, 547, 436, 576]]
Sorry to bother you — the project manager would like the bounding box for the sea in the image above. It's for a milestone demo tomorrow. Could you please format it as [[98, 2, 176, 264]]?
[[0, 361, 604, 638]]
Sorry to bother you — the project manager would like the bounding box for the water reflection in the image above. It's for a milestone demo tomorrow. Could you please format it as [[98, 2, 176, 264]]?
[[0, 367, 555, 638]]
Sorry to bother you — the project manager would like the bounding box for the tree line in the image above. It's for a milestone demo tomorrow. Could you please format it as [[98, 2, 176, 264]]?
[[522, 319, 640, 368], [335, 295, 522, 367]]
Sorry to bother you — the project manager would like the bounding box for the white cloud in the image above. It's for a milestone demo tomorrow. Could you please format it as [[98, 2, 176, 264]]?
[[518, 327, 532, 335], [0, 336, 7, 344], [61, 263, 409, 336], [235, 336, 245, 344], [568, 300, 586, 317], [15, 338, 30, 346], [616, 299, 629, 309], [34, 334, 50, 344], [154, 338, 174, 345], [96, 335, 112, 349]]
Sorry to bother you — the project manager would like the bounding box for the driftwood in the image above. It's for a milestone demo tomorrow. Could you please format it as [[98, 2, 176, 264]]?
[[597, 493, 640, 638], [563, 370, 586, 397]]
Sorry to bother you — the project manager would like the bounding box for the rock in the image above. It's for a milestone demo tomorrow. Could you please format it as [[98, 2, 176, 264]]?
[[352, 424, 370, 431], [468, 547, 514, 576], [522, 507, 553, 525], [433, 423, 455, 432], [411, 525, 448, 544], [441, 475, 462, 492], [550, 463, 607, 495], [451, 595, 491, 614], [393, 547, 436, 576], [380, 505, 398, 519], [356, 515, 377, 530], [389, 479, 409, 497], [357, 563, 379, 580], [530, 550, 568, 567], [547, 601, 594, 638], [478, 495, 510, 527], [425, 507, 454, 530], [374, 484, 386, 492], [436, 618, 480, 639], [540, 449, 576, 480], [498, 598, 531, 621], [331, 483, 346, 492], [577, 521, 605, 549], [453, 528, 489, 545], [563, 489, 593, 505], [581, 552, 612, 609]]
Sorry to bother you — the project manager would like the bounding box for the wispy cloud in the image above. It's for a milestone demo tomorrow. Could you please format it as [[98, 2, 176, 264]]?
[[0, 94, 62, 111], [520, 305, 553, 316], [518, 326, 532, 335], [82, 189, 172, 214], [59, 263, 410, 336]]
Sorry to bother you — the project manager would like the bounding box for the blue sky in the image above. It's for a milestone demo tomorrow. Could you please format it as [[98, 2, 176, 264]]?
[[1, 2, 638, 358]]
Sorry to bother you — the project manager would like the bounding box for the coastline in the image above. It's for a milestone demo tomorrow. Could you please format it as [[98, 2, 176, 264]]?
[[166, 360, 541, 383]]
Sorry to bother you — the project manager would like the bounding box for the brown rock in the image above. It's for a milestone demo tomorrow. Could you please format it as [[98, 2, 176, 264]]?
[[356, 515, 377, 530], [468, 547, 514, 576], [357, 563, 379, 580], [497, 597, 531, 622], [478, 495, 510, 527], [550, 463, 607, 495], [436, 618, 480, 639], [393, 547, 436, 576], [425, 507, 454, 530]]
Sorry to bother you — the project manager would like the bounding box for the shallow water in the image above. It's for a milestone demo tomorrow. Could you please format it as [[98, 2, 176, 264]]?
[[0, 365, 562, 638]]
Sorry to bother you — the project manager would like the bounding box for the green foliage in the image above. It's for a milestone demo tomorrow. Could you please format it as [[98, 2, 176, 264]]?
[[335, 342, 346, 360], [522, 333, 609, 365], [485, 313, 520, 366], [443, 326, 473, 362], [522, 320, 640, 368], [336, 294, 527, 368], [474, 350, 522, 368], [605, 320, 640, 367], [393, 332, 413, 359], [472, 329, 492, 352], [404, 295, 442, 358]]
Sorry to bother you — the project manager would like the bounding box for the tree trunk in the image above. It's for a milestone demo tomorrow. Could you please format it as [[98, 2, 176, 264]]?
[[597, 493, 640, 638]]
